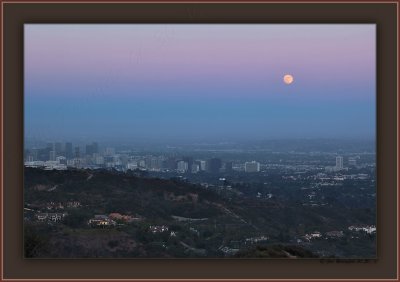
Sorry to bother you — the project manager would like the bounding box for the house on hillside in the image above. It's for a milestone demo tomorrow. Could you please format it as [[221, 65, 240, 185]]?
[[149, 225, 169, 233], [36, 212, 67, 222], [108, 213, 137, 223], [88, 215, 116, 227]]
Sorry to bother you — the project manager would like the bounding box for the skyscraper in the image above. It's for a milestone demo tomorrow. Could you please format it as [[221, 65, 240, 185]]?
[[65, 142, 73, 159], [199, 160, 207, 171], [177, 161, 188, 173], [85, 142, 99, 156], [49, 150, 56, 161], [55, 142, 62, 155], [183, 157, 194, 171], [336, 156, 344, 170], [31, 148, 39, 161]]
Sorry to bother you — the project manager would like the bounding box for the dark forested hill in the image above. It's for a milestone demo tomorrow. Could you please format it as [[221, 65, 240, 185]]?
[[24, 168, 375, 258]]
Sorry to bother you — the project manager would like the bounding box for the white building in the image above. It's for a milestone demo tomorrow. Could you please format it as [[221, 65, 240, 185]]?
[[177, 161, 188, 173], [137, 160, 145, 168], [198, 160, 207, 171], [336, 156, 343, 170], [245, 161, 260, 172], [127, 161, 138, 170], [44, 161, 67, 170], [24, 161, 45, 168]]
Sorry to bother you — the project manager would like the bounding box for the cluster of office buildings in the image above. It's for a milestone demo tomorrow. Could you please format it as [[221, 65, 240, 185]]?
[[24, 142, 361, 175], [24, 142, 264, 173], [324, 156, 359, 172]]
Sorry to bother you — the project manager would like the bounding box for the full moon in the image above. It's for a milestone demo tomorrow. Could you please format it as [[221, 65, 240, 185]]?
[[283, 74, 294, 85]]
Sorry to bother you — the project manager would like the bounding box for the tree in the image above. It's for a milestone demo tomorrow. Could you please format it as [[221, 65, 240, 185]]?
[[24, 224, 50, 258], [63, 210, 90, 228]]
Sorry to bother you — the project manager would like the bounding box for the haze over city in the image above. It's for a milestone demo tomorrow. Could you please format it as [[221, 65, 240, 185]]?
[[24, 24, 376, 143]]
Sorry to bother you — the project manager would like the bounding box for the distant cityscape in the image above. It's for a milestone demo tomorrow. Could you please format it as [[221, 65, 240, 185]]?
[[24, 141, 373, 175]]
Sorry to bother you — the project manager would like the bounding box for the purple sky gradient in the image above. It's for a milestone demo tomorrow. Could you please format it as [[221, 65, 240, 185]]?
[[24, 24, 376, 142]]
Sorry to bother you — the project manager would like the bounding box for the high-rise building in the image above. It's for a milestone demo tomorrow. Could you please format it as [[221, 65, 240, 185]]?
[[144, 156, 152, 169], [183, 157, 194, 171], [85, 142, 99, 156], [245, 161, 260, 172], [65, 142, 73, 159], [150, 157, 160, 170], [31, 148, 39, 161], [336, 156, 344, 170], [157, 157, 165, 169], [199, 160, 207, 171], [177, 161, 188, 173], [55, 142, 62, 155], [38, 148, 49, 161], [49, 150, 56, 161], [138, 160, 146, 168], [191, 164, 200, 173]]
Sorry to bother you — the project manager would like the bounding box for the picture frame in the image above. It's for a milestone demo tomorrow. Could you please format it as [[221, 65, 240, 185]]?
[[1, 0, 398, 280]]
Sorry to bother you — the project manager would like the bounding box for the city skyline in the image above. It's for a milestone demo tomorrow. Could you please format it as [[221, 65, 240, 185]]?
[[25, 24, 376, 142], [25, 139, 373, 173]]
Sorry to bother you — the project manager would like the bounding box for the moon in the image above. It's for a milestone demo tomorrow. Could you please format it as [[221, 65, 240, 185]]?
[[283, 74, 294, 85]]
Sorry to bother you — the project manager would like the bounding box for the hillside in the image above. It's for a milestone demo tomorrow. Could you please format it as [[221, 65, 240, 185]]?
[[24, 168, 375, 258]]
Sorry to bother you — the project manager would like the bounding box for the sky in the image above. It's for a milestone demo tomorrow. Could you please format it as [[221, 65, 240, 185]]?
[[24, 24, 376, 144]]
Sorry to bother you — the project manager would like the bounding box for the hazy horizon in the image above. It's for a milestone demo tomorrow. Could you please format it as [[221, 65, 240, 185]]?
[[24, 137, 376, 153], [24, 24, 376, 142]]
